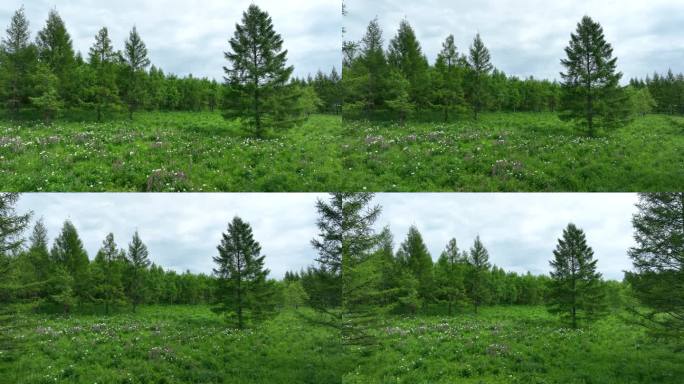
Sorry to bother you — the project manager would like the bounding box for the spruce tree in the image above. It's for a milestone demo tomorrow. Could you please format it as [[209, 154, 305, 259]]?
[[27, 219, 51, 285], [467, 34, 493, 120], [626, 193, 684, 339], [396, 226, 434, 310], [0, 7, 38, 116], [50, 220, 90, 306], [87, 27, 120, 122], [0, 194, 31, 299], [548, 224, 605, 328], [30, 63, 62, 124], [126, 230, 150, 312], [467, 235, 491, 313], [223, 4, 298, 138], [35, 9, 76, 105], [123, 26, 150, 120], [92, 233, 127, 314], [213, 216, 273, 329], [560, 16, 627, 136]]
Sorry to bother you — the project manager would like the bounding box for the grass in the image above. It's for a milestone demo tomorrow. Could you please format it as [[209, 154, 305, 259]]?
[[1, 112, 682, 191], [344, 306, 684, 384], [0, 305, 348, 384]]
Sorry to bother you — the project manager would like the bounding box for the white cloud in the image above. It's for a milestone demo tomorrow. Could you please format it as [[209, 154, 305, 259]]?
[[345, 0, 684, 81], [16, 193, 638, 280], [1, 0, 341, 79]]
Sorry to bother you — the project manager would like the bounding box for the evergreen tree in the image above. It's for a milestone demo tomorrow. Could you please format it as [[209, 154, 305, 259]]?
[[35, 9, 76, 105], [223, 4, 299, 137], [50, 220, 90, 306], [213, 217, 273, 329], [467, 34, 493, 120], [282, 280, 309, 309], [92, 233, 127, 314], [0, 7, 38, 115], [467, 235, 491, 313], [122, 26, 150, 120], [434, 238, 468, 315], [548, 224, 605, 328], [26, 219, 52, 286], [396, 226, 433, 310], [126, 230, 150, 312], [626, 193, 684, 340], [560, 16, 627, 136], [30, 63, 62, 123], [86, 27, 120, 121], [0, 194, 31, 300]]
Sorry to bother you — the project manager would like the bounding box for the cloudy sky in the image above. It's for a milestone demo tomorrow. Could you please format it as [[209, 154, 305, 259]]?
[[345, 0, 684, 82], [15, 193, 638, 280], [0, 0, 340, 79]]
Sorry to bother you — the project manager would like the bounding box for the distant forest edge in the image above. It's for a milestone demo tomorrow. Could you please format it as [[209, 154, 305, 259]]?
[[342, 15, 684, 134], [0, 6, 341, 135]]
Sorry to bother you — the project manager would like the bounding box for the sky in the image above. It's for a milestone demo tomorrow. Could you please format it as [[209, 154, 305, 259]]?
[[345, 0, 684, 82], [15, 193, 639, 280], [0, 0, 340, 80]]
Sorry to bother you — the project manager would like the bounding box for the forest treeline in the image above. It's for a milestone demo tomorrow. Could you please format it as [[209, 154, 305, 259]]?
[[0, 6, 341, 126], [342, 16, 684, 134], [1, 193, 682, 339]]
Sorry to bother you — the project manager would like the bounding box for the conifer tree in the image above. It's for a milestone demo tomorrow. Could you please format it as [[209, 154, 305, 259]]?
[[396, 226, 434, 310], [0, 7, 38, 116], [223, 4, 298, 137], [27, 219, 51, 285], [213, 216, 273, 329], [30, 63, 62, 124], [92, 233, 127, 314], [50, 220, 90, 306], [626, 193, 684, 339], [86, 27, 120, 121], [467, 34, 493, 120], [126, 230, 150, 312], [123, 26, 150, 120], [35, 9, 76, 105], [560, 16, 627, 136], [0, 194, 31, 300], [548, 224, 605, 328], [434, 238, 467, 315], [467, 235, 491, 313], [387, 19, 429, 107], [432, 35, 466, 122]]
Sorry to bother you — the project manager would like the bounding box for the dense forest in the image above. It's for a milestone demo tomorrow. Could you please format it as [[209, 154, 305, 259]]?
[[0, 6, 341, 127], [342, 16, 684, 134]]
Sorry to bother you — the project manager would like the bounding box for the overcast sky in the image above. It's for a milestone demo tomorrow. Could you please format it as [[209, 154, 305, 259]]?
[[15, 193, 638, 280], [345, 0, 684, 82], [0, 0, 340, 79]]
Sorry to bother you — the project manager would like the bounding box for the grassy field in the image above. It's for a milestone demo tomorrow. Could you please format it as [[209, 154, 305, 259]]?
[[1, 112, 682, 191], [0, 306, 348, 384], [344, 306, 684, 384]]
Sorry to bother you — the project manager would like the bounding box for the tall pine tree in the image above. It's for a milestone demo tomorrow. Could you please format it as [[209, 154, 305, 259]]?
[[86, 27, 120, 121], [0, 7, 38, 116], [213, 216, 273, 329], [548, 223, 605, 328], [223, 4, 299, 138], [432, 35, 466, 122], [126, 230, 151, 312], [122, 26, 150, 120], [50, 220, 90, 307], [468, 235, 491, 313], [396, 226, 434, 310], [467, 34, 493, 120], [434, 238, 468, 315], [560, 16, 627, 136], [35, 9, 76, 105], [92, 233, 127, 315]]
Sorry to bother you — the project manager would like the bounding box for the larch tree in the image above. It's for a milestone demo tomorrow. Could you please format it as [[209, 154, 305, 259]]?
[[87, 27, 120, 121], [468, 235, 491, 313], [126, 230, 151, 312], [396, 225, 434, 310], [92, 233, 127, 315], [626, 193, 684, 340], [213, 216, 273, 329], [26, 219, 52, 286], [387, 19, 429, 107], [434, 238, 468, 315], [548, 223, 605, 328], [0, 7, 37, 116], [50, 220, 90, 307], [0, 193, 31, 301], [560, 16, 627, 136], [35, 9, 76, 105], [467, 34, 493, 120], [122, 26, 150, 120], [433, 35, 466, 122], [223, 4, 299, 138]]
